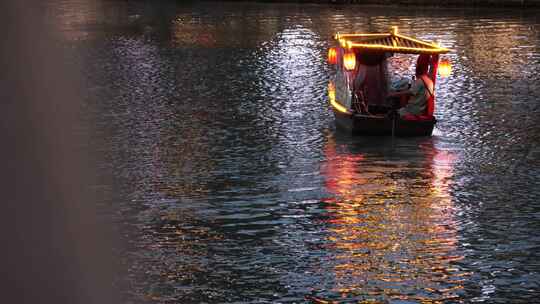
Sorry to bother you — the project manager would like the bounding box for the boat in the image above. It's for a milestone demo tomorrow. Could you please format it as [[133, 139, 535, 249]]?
[[327, 26, 451, 136]]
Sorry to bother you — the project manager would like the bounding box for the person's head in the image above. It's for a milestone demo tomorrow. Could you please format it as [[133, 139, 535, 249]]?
[[415, 54, 430, 77]]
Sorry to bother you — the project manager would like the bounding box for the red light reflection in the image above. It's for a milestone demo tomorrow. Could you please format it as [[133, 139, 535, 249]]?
[[320, 135, 466, 302]]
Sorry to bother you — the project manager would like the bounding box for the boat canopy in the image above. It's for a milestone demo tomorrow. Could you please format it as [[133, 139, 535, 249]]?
[[335, 26, 449, 55]]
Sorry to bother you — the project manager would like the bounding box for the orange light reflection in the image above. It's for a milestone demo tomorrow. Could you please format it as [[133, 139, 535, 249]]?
[[321, 136, 466, 302]]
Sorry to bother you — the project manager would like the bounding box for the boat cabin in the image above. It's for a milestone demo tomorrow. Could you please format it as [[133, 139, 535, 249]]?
[[328, 26, 451, 136]]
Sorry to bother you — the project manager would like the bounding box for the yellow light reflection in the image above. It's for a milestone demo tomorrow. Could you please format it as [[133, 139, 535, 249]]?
[[321, 136, 466, 302], [328, 81, 349, 114], [328, 81, 336, 100]]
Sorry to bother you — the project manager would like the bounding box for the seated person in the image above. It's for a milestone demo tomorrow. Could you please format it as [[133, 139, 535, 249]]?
[[388, 78, 410, 107], [387, 61, 434, 117]]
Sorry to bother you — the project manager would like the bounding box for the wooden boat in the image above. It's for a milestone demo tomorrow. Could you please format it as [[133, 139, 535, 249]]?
[[327, 26, 451, 136]]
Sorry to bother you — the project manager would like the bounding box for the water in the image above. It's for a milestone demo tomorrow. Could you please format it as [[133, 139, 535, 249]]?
[[47, 1, 540, 302]]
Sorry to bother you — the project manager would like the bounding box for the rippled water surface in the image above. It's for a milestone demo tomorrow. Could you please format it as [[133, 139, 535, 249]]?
[[48, 1, 540, 302]]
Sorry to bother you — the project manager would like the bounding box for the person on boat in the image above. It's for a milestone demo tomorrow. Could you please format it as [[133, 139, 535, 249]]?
[[387, 56, 434, 117], [353, 53, 390, 115]]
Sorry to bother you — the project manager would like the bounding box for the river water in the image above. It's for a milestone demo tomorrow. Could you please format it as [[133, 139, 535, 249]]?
[[47, 1, 540, 302]]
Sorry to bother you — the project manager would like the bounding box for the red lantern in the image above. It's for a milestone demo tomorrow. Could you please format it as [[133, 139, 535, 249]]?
[[438, 58, 452, 77], [328, 47, 337, 65], [343, 52, 356, 71]]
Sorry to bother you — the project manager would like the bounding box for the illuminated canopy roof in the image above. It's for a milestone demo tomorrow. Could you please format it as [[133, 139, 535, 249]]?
[[335, 26, 449, 55]]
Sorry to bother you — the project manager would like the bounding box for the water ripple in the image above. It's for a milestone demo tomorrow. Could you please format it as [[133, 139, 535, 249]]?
[[51, 1, 540, 302]]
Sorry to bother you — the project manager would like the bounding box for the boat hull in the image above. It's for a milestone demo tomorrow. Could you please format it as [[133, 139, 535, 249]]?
[[333, 111, 436, 137]]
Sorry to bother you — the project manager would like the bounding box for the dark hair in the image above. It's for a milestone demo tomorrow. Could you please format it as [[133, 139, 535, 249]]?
[[415, 55, 430, 76], [416, 64, 428, 76]]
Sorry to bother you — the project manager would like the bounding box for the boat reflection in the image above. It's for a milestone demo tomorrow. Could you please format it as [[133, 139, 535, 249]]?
[[320, 134, 467, 302]]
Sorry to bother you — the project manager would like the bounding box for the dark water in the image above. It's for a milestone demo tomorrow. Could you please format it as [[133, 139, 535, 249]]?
[[48, 1, 540, 302]]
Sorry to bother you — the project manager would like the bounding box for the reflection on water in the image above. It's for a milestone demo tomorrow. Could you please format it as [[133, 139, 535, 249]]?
[[321, 136, 466, 302], [48, 0, 540, 302]]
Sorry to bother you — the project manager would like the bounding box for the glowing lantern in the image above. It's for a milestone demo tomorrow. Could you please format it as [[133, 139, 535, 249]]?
[[328, 47, 337, 65], [343, 52, 356, 71], [438, 58, 452, 77]]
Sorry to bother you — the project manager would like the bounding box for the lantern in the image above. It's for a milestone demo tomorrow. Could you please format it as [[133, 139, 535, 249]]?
[[328, 47, 337, 65], [343, 52, 356, 71], [438, 57, 452, 77]]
